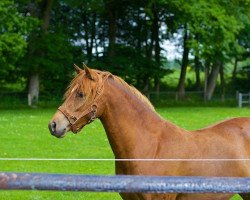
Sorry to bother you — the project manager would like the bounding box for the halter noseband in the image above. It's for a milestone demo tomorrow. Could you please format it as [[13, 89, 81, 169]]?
[[58, 72, 111, 133]]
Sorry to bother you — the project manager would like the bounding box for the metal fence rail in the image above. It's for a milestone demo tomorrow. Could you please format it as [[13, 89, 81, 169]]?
[[1, 172, 250, 193]]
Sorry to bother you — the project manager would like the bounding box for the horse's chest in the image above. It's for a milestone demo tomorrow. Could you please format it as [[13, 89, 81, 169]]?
[[115, 161, 143, 175]]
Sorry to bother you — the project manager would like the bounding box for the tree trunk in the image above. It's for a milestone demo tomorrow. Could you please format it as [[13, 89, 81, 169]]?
[[27, 0, 54, 107], [194, 34, 201, 91], [89, 12, 96, 62], [145, 37, 153, 59], [108, 13, 116, 58], [82, 11, 91, 62], [177, 25, 189, 99], [82, 11, 89, 58], [151, 2, 161, 98], [143, 77, 149, 93], [82, 11, 96, 62], [220, 63, 225, 102], [204, 63, 209, 101], [232, 58, 238, 83], [136, 10, 142, 51], [206, 61, 221, 101], [28, 74, 39, 107], [106, 1, 117, 58], [41, 0, 54, 33], [194, 55, 201, 90]]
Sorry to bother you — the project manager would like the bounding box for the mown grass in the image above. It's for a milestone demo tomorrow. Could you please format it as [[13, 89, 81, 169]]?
[[0, 107, 250, 199]]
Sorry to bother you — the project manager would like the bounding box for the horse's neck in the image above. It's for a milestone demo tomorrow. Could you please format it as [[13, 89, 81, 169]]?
[[99, 79, 165, 159]]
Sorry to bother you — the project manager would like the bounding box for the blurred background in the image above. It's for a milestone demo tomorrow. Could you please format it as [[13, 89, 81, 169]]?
[[0, 0, 250, 107]]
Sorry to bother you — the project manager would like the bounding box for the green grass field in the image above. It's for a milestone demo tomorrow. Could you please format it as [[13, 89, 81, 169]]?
[[0, 107, 249, 199]]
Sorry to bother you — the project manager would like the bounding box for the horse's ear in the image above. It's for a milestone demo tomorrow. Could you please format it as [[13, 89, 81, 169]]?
[[83, 63, 95, 80], [73, 64, 83, 74]]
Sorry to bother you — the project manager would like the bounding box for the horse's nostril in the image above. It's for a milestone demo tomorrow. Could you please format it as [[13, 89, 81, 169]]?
[[52, 121, 56, 129], [49, 121, 56, 133]]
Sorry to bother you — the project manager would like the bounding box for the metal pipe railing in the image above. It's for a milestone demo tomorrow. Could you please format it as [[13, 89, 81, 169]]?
[[1, 172, 250, 193]]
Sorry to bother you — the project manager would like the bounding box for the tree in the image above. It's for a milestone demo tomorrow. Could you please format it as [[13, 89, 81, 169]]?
[[183, 0, 249, 100], [231, 19, 250, 88], [177, 24, 190, 99]]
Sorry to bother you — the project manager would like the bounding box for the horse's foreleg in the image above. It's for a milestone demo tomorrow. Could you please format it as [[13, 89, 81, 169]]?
[[119, 193, 149, 200], [120, 193, 178, 200], [176, 193, 233, 200]]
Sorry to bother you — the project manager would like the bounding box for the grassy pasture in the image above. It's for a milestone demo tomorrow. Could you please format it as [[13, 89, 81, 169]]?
[[0, 107, 249, 199]]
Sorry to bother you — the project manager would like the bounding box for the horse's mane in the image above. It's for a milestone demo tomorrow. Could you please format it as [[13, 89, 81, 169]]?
[[112, 75, 155, 111], [64, 69, 155, 111]]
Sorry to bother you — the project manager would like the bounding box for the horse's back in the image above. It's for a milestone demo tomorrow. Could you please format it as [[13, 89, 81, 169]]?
[[197, 117, 250, 134], [193, 117, 250, 143]]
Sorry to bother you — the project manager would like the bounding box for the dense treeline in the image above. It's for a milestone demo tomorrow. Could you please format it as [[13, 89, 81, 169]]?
[[0, 0, 250, 105]]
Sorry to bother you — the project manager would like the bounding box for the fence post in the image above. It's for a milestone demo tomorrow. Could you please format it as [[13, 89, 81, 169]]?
[[175, 92, 178, 101], [236, 91, 239, 100], [238, 93, 242, 108]]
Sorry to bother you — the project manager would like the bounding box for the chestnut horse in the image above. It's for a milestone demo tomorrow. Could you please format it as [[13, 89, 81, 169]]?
[[48, 65, 250, 200]]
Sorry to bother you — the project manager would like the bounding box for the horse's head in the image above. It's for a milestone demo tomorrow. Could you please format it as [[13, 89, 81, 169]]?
[[48, 64, 110, 138]]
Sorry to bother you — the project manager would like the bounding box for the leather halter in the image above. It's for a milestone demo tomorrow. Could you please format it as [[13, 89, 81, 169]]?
[[58, 72, 111, 133]]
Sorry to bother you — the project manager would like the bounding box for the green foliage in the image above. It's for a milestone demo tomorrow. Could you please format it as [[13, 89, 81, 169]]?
[[1, 0, 250, 99], [166, 0, 249, 61], [0, 0, 37, 80], [90, 45, 169, 89]]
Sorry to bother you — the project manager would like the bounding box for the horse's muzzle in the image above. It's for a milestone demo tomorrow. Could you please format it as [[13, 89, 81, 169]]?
[[48, 121, 67, 138]]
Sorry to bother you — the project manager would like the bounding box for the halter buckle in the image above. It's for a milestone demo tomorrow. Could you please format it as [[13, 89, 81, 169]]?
[[87, 105, 97, 124]]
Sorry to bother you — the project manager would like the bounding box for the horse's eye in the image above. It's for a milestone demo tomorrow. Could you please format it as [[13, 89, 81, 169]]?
[[76, 92, 84, 98]]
